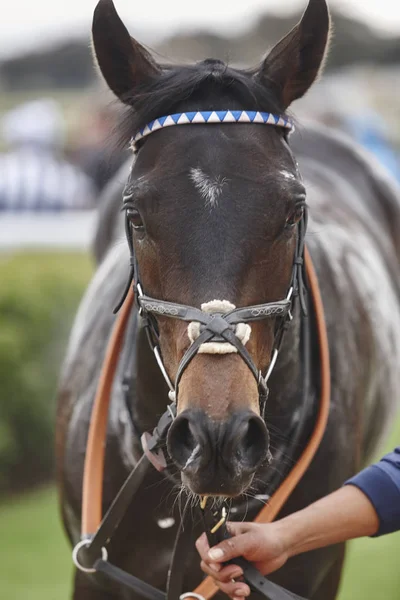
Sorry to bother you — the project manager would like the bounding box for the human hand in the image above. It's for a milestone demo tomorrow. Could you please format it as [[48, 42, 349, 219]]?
[[195, 521, 289, 599]]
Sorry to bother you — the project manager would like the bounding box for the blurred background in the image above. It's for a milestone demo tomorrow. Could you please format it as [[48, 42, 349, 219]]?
[[0, 1, 399, 598]]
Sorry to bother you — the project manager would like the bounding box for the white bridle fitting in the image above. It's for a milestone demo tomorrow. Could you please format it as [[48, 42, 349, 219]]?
[[187, 300, 251, 354]]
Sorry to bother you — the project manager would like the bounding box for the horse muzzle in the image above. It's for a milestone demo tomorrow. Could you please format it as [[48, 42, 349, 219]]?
[[167, 408, 270, 496]]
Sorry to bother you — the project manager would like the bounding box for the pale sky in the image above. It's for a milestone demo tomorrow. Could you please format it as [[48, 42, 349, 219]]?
[[1, 0, 399, 59]]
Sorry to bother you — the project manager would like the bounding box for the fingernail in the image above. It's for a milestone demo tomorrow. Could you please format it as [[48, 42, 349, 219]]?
[[208, 548, 224, 560], [209, 563, 221, 572]]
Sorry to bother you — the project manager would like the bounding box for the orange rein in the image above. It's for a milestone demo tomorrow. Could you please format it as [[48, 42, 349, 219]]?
[[81, 287, 135, 535], [81, 247, 330, 599]]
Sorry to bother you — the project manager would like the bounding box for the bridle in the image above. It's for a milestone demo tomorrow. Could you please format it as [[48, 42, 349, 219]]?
[[114, 109, 307, 419], [72, 109, 331, 600]]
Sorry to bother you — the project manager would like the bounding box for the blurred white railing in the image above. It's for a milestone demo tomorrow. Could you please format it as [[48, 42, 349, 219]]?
[[0, 210, 98, 251]]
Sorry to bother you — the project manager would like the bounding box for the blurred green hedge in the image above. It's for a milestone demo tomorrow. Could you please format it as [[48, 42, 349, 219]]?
[[0, 252, 92, 493]]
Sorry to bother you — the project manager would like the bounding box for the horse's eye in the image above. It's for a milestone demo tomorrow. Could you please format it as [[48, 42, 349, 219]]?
[[127, 208, 144, 231], [286, 205, 304, 228]]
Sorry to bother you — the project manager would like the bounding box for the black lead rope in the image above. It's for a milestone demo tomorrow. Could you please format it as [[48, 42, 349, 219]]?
[[83, 455, 151, 564], [166, 505, 194, 600], [95, 559, 166, 600]]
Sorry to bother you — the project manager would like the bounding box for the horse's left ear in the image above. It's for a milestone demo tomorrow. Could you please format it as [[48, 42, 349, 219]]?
[[257, 0, 331, 109], [92, 0, 161, 103]]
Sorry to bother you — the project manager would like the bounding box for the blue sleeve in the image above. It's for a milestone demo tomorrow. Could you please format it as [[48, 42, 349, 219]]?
[[344, 447, 400, 536]]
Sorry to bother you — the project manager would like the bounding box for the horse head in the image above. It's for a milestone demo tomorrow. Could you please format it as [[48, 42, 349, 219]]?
[[92, 0, 330, 496]]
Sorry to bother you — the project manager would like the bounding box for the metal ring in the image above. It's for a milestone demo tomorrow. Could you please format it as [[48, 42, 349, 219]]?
[[72, 539, 108, 574], [180, 594, 205, 600]]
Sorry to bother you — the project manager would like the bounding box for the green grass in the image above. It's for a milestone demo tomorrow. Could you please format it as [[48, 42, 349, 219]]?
[[0, 251, 94, 491], [338, 419, 400, 600], [0, 250, 93, 599], [0, 487, 71, 600]]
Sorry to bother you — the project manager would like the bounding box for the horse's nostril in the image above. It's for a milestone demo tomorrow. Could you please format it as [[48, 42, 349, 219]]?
[[179, 418, 196, 451], [236, 415, 269, 470], [167, 414, 204, 471]]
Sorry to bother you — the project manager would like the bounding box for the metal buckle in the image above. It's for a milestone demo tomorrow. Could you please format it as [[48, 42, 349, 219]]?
[[72, 539, 108, 574], [210, 506, 227, 534]]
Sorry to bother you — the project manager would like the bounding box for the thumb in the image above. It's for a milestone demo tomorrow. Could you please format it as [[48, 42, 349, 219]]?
[[207, 532, 255, 563]]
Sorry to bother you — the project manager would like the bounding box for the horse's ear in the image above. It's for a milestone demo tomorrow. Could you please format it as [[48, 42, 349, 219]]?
[[92, 0, 160, 103], [257, 0, 330, 109]]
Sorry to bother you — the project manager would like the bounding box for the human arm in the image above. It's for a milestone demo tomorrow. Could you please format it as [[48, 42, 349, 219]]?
[[196, 484, 379, 599], [345, 447, 400, 536]]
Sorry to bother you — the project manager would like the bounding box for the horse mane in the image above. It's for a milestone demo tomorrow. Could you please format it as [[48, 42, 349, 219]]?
[[116, 59, 286, 149]]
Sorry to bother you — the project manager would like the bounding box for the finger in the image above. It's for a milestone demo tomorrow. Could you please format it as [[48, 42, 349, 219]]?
[[195, 533, 210, 562], [214, 579, 251, 599], [200, 561, 243, 583], [226, 521, 254, 536], [207, 532, 256, 563], [200, 560, 220, 577]]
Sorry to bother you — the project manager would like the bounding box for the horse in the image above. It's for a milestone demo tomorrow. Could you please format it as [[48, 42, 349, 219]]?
[[56, 0, 400, 598]]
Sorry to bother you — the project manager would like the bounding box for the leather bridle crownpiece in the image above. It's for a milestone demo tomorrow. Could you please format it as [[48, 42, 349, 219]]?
[[74, 110, 331, 600]]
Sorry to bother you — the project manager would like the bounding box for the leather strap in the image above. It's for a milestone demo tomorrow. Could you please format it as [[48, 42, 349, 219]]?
[[95, 559, 166, 600], [138, 295, 291, 324], [225, 558, 307, 600], [85, 455, 150, 562], [81, 286, 135, 536], [166, 505, 193, 600]]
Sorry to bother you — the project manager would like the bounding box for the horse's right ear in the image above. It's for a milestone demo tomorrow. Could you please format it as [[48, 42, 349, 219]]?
[[257, 0, 330, 109], [92, 0, 160, 103]]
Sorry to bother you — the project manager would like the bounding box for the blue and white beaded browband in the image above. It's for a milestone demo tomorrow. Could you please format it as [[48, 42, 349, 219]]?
[[130, 110, 294, 150]]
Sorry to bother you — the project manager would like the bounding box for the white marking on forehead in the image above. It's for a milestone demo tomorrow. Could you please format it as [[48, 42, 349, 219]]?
[[189, 167, 227, 208], [279, 169, 297, 182]]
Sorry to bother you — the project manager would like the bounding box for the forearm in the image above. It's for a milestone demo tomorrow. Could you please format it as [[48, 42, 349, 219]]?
[[275, 485, 379, 558]]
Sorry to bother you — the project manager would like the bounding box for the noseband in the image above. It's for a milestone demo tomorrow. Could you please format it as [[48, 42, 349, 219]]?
[[114, 109, 306, 416]]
